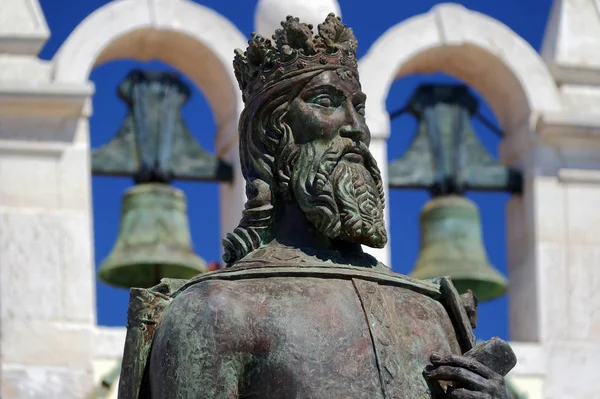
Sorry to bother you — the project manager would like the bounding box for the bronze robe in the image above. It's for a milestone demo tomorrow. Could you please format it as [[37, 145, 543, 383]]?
[[127, 258, 475, 399]]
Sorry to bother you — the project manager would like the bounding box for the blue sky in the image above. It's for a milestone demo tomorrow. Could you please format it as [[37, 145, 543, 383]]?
[[39, 0, 553, 340]]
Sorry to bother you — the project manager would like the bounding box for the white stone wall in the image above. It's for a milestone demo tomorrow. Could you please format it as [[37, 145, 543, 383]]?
[[0, 103, 96, 398], [91, 328, 126, 399], [0, 1, 98, 396], [2, 0, 600, 398], [0, 0, 246, 397]]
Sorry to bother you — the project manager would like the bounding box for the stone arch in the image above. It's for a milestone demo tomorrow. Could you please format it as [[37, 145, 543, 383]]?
[[359, 3, 563, 342], [52, 0, 248, 252], [359, 3, 562, 143], [52, 0, 246, 149]]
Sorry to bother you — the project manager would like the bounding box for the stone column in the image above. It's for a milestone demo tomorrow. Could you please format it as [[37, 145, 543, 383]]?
[[505, 115, 600, 399], [500, 1, 600, 397], [0, 1, 97, 397]]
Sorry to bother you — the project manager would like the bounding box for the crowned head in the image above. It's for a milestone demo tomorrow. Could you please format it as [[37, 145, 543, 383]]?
[[234, 13, 358, 104], [224, 14, 387, 265]]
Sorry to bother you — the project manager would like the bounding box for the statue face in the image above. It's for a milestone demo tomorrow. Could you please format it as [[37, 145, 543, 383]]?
[[282, 70, 387, 248], [286, 70, 371, 147]]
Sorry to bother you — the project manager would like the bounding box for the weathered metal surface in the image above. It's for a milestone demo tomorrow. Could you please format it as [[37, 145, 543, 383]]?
[[388, 86, 513, 301], [464, 337, 517, 377], [435, 276, 477, 351], [118, 285, 172, 399], [150, 267, 462, 398], [92, 69, 232, 183], [118, 278, 188, 399], [460, 290, 479, 330], [411, 195, 508, 301], [118, 14, 516, 399], [97, 183, 207, 289], [388, 84, 522, 195], [178, 263, 441, 298], [93, 69, 220, 288]]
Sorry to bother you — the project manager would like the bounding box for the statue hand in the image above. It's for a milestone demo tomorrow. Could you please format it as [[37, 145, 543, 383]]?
[[423, 352, 512, 399]]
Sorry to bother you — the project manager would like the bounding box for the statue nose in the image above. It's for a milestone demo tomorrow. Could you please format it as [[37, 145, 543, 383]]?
[[339, 124, 364, 140], [339, 102, 365, 140]]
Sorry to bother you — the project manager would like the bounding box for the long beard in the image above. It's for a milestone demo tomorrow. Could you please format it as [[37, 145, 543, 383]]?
[[288, 137, 387, 248]]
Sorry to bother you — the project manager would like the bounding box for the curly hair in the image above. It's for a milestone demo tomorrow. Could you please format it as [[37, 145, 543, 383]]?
[[222, 70, 324, 265]]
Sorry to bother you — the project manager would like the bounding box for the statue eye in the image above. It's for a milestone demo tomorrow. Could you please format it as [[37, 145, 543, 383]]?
[[310, 95, 334, 108], [355, 104, 366, 116]]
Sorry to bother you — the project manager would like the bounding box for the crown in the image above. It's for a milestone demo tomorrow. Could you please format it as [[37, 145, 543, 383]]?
[[233, 13, 359, 103]]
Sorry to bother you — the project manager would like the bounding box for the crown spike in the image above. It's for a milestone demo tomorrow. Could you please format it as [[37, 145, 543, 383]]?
[[233, 13, 358, 104]]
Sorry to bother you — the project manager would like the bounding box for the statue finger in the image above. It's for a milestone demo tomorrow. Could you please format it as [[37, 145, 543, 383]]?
[[423, 365, 487, 391], [430, 353, 498, 380], [447, 387, 487, 399]]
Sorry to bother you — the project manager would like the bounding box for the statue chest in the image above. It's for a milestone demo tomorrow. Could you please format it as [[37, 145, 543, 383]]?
[[225, 276, 462, 399]]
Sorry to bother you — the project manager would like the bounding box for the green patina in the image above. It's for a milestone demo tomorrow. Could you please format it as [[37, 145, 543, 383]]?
[[94, 70, 231, 289], [389, 84, 521, 301]]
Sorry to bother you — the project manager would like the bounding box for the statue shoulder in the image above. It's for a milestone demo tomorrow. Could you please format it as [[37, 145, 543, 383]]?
[[150, 278, 254, 369], [147, 278, 255, 398], [165, 277, 252, 333]]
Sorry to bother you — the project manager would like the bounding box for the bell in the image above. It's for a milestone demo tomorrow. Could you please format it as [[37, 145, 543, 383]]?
[[97, 183, 208, 289], [410, 195, 507, 302]]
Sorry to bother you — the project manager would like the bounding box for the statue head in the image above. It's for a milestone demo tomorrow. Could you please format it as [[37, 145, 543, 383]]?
[[224, 14, 387, 265]]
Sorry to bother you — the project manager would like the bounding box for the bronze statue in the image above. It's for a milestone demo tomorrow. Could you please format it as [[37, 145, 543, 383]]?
[[119, 14, 516, 399]]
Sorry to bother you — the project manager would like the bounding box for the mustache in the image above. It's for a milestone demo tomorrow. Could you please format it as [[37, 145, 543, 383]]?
[[334, 138, 369, 158], [318, 137, 373, 175]]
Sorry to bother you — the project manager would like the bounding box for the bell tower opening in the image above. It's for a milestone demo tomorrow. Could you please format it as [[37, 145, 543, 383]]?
[[386, 72, 513, 341], [91, 60, 226, 327]]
